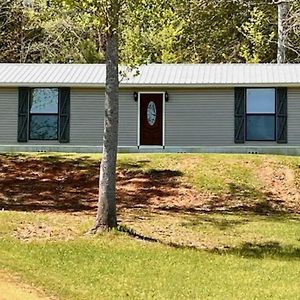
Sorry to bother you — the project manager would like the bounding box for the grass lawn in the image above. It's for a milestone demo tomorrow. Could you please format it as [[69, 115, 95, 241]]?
[[0, 153, 299, 299]]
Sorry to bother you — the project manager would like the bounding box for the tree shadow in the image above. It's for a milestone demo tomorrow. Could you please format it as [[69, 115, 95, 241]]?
[[227, 182, 264, 199], [0, 154, 184, 214], [117, 159, 151, 171], [117, 168, 184, 209], [190, 181, 291, 215], [181, 213, 250, 230], [117, 221, 300, 261], [212, 241, 300, 260], [0, 154, 299, 217], [0, 154, 99, 213]]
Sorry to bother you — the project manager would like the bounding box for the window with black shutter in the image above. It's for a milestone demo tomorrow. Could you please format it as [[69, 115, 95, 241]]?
[[18, 87, 70, 143], [235, 87, 288, 144]]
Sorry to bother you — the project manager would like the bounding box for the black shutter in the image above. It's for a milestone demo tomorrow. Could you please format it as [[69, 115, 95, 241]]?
[[59, 88, 70, 143], [18, 88, 30, 142], [276, 87, 288, 144], [234, 87, 246, 143]]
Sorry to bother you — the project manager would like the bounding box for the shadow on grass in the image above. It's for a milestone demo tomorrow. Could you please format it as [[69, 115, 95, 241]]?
[[228, 182, 264, 200], [0, 154, 298, 217], [118, 223, 300, 261], [157, 198, 289, 216], [181, 214, 250, 230], [0, 154, 99, 213], [117, 168, 184, 210], [212, 241, 300, 260], [118, 160, 151, 171], [0, 154, 183, 214]]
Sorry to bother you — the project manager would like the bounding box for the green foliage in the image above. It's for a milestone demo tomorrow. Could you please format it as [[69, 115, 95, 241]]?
[[26, 0, 107, 63], [0, 0, 300, 63], [0, 0, 42, 63], [240, 7, 276, 63], [120, 0, 184, 65]]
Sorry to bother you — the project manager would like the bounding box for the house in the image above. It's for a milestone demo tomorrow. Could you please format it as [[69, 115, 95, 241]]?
[[0, 63, 299, 154]]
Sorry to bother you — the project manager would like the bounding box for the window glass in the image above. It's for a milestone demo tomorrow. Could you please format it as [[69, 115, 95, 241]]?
[[30, 88, 58, 113], [246, 89, 275, 113], [30, 115, 58, 140], [247, 115, 275, 141]]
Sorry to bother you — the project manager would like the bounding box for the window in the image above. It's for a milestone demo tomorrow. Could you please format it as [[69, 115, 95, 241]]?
[[29, 88, 59, 140], [246, 88, 276, 141]]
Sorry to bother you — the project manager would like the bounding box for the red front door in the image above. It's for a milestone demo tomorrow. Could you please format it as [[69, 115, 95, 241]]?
[[140, 93, 163, 146]]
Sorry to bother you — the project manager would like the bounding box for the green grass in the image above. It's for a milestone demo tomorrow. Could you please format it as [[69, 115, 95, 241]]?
[[0, 153, 300, 299], [117, 153, 263, 194], [117, 153, 300, 206], [0, 211, 299, 300]]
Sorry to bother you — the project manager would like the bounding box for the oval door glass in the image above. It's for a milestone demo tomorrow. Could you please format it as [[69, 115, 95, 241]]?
[[147, 101, 157, 126]]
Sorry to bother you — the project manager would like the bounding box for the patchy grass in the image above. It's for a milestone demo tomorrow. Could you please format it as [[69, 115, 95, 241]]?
[[0, 153, 300, 299], [0, 211, 300, 300], [0, 153, 300, 209], [117, 153, 263, 192], [119, 209, 300, 253]]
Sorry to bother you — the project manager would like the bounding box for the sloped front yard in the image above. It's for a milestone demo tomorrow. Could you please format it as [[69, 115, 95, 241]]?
[[1, 153, 300, 215], [0, 153, 299, 299]]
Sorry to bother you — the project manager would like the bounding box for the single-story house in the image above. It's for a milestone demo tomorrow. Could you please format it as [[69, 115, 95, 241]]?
[[0, 63, 300, 154]]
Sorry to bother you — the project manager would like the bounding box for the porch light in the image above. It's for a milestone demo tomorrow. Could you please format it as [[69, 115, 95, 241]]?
[[134, 92, 138, 102], [165, 92, 169, 102]]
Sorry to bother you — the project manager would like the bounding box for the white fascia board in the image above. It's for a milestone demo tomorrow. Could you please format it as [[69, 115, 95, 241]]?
[[120, 83, 300, 88], [0, 83, 106, 88], [0, 82, 300, 88]]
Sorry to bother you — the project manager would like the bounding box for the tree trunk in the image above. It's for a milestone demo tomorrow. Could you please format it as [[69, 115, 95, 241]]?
[[93, 1, 119, 231], [277, 1, 289, 63]]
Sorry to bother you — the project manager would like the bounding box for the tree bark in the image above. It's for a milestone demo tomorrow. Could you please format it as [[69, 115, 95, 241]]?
[[93, 0, 119, 231], [277, 1, 289, 63]]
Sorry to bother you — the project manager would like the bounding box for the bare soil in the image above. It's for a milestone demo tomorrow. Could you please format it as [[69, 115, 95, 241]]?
[[0, 155, 299, 216]]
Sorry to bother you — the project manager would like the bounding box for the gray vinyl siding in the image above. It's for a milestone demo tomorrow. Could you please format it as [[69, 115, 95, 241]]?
[[288, 88, 300, 145], [118, 90, 138, 146], [70, 88, 104, 146], [0, 88, 18, 144], [70, 88, 137, 146], [165, 89, 234, 146], [1, 86, 300, 149]]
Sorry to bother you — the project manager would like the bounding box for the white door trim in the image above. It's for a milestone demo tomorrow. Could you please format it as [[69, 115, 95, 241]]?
[[137, 92, 165, 147]]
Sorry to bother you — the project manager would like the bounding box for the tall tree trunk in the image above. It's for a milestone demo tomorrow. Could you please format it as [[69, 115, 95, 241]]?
[[93, 0, 119, 231], [277, 1, 289, 63]]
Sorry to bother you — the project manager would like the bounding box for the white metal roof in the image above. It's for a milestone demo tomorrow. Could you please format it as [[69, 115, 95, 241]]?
[[0, 63, 300, 88]]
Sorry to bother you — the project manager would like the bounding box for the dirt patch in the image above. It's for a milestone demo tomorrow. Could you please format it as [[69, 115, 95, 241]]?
[[11, 222, 76, 242], [0, 154, 299, 217], [257, 160, 300, 213], [0, 270, 53, 300]]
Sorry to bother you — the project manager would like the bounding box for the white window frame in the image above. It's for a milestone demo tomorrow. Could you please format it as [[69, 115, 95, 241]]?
[[246, 88, 276, 141]]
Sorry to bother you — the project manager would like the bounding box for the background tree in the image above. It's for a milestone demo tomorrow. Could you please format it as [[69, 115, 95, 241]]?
[[0, 0, 40, 62], [279, 0, 300, 62], [239, 6, 276, 63], [275, 0, 290, 63], [3, 0, 299, 64], [120, 0, 184, 65]]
